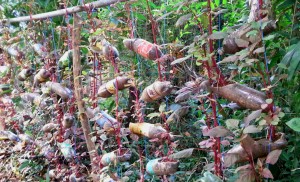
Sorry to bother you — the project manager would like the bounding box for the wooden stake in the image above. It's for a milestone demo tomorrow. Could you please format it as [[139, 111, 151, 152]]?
[[72, 13, 96, 166]]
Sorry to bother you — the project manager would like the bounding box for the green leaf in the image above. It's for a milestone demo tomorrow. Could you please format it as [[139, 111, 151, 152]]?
[[251, 21, 260, 30], [215, 0, 221, 6], [80, 47, 89, 55], [225, 119, 239, 130], [263, 34, 276, 41], [261, 21, 271, 30], [46, 168, 50, 182], [135, 13, 147, 21], [243, 125, 261, 134], [147, 112, 161, 119], [227, 64, 238, 70], [286, 118, 300, 132], [278, 112, 285, 118], [266, 99, 273, 104], [277, 63, 288, 69], [288, 48, 300, 80], [199, 171, 222, 182], [148, 1, 157, 9], [246, 30, 258, 37], [0, 66, 9, 78], [159, 103, 166, 112], [281, 46, 297, 65], [277, 0, 295, 10], [259, 119, 267, 126], [19, 160, 30, 171], [82, 70, 87, 76]]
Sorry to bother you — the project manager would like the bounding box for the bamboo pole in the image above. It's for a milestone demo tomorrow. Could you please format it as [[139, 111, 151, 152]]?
[[72, 13, 96, 165], [2, 0, 128, 23]]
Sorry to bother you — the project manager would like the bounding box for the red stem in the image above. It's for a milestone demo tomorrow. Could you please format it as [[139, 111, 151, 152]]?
[[246, 151, 260, 182], [256, 0, 276, 140], [138, 145, 145, 182], [259, 0, 263, 9], [109, 47, 122, 150], [55, 99, 64, 143], [146, 0, 163, 81], [206, 0, 222, 177], [85, 3, 97, 109], [125, 6, 145, 181], [207, 4, 227, 86], [125, 4, 134, 39], [93, 53, 97, 108]]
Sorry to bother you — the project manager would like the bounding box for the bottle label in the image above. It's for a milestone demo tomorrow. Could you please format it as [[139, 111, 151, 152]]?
[[137, 41, 153, 59], [106, 81, 116, 94], [36, 74, 46, 82], [146, 85, 161, 101]]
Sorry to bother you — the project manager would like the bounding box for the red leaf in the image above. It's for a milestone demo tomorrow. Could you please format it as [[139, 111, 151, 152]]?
[[262, 168, 274, 179], [130, 133, 139, 141], [221, 140, 230, 146], [236, 167, 256, 182], [199, 140, 207, 146], [235, 164, 252, 173], [201, 126, 209, 136], [206, 141, 215, 148], [199, 138, 216, 149], [266, 149, 282, 165], [240, 134, 255, 155], [149, 138, 160, 142]]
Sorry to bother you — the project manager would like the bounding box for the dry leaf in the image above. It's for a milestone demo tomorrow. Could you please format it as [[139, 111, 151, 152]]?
[[203, 126, 232, 137], [169, 148, 194, 159], [253, 47, 265, 54], [212, 9, 229, 16], [208, 32, 228, 40], [175, 14, 192, 27], [156, 11, 174, 21], [244, 109, 262, 127], [218, 55, 239, 64], [171, 55, 192, 65], [235, 38, 249, 48]]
